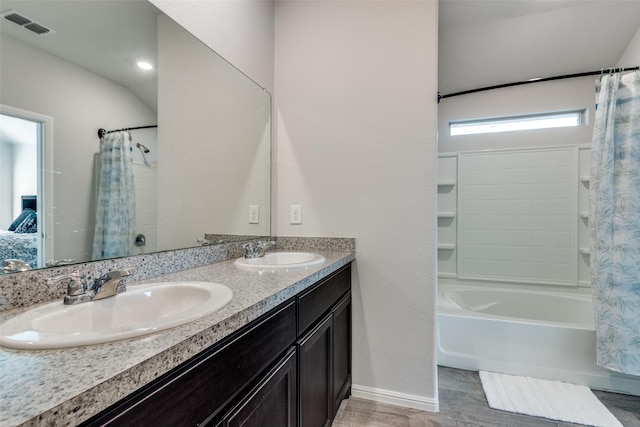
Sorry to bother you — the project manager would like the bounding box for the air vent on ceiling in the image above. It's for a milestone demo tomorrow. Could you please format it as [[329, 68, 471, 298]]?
[[1, 10, 54, 36]]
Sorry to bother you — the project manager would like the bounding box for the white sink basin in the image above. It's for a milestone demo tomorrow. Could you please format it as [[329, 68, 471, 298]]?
[[0, 282, 233, 350], [234, 251, 325, 271]]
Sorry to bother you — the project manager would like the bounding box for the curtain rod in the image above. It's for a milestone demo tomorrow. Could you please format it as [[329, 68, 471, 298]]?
[[97, 125, 157, 139], [437, 66, 640, 103]]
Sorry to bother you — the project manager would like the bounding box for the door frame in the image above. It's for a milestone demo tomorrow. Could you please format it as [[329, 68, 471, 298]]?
[[1, 104, 54, 267]]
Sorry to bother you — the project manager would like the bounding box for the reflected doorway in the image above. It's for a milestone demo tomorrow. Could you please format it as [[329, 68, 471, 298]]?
[[0, 105, 53, 269]]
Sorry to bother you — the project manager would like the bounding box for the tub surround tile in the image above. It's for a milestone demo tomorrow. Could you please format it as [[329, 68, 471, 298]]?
[[0, 238, 354, 426]]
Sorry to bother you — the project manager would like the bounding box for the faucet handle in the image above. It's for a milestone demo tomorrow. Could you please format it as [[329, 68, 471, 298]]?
[[197, 238, 212, 246], [2, 259, 32, 272], [91, 268, 134, 300], [102, 268, 133, 281], [259, 240, 276, 250], [49, 271, 85, 296], [46, 259, 76, 267]]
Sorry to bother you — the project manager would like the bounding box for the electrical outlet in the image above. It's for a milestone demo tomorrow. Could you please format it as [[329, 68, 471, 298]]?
[[249, 205, 259, 224], [290, 205, 302, 224]]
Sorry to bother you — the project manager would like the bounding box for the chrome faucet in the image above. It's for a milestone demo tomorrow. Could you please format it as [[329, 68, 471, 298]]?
[[243, 240, 276, 259], [49, 268, 133, 305]]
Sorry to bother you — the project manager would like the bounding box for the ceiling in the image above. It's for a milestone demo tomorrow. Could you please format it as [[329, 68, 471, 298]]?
[[0, 0, 159, 112], [438, 0, 640, 95], [2, 1, 638, 106]]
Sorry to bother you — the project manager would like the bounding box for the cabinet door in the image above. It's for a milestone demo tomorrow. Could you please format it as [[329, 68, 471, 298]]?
[[298, 314, 332, 427], [223, 347, 297, 427], [332, 292, 351, 415]]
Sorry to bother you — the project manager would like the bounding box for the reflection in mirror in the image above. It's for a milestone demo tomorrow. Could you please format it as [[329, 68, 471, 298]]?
[[0, 1, 271, 273]]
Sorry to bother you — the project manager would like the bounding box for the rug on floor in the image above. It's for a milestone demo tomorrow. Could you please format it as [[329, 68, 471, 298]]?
[[479, 371, 623, 427]]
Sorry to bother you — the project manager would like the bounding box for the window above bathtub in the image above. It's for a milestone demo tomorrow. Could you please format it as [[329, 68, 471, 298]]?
[[450, 110, 585, 136]]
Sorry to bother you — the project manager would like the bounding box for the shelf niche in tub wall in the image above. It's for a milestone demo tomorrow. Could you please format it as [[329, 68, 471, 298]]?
[[577, 146, 591, 288], [437, 154, 458, 278]]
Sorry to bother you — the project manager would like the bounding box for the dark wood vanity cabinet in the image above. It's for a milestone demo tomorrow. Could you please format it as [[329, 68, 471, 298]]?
[[82, 263, 351, 427], [297, 265, 352, 427], [83, 300, 297, 427]]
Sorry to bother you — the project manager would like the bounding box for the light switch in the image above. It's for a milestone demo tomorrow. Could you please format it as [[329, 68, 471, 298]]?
[[290, 205, 302, 224], [249, 205, 259, 224]]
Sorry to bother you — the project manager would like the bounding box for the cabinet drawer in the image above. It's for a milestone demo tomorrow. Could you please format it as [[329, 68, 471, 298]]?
[[84, 300, 296, 427], [298, 265, 351, 335]]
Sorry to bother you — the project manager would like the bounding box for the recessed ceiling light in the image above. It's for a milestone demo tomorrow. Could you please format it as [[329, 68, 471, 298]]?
[[137, 61, 153, 70]]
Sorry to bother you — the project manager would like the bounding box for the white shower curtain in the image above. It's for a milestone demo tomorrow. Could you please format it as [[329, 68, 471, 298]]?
[[92, 131, 136, 260], [589, 70, 640, 376]]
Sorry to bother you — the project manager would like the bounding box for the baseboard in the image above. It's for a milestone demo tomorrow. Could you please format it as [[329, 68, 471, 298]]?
[[351, 384, 439, 412]]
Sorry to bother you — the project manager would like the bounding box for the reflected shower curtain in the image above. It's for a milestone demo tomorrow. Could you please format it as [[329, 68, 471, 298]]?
[[589, 70, 640, 376], [92, 131, 136, 260]]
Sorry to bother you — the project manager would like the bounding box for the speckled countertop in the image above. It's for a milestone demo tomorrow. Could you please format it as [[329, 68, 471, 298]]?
[[0, 249, 354, 426]]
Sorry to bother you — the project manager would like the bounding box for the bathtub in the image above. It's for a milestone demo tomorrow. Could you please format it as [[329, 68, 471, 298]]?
[[437, 283, 640, 395]]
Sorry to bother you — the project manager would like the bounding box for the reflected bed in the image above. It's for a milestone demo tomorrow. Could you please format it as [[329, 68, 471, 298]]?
[[0, 229, 38, 269]]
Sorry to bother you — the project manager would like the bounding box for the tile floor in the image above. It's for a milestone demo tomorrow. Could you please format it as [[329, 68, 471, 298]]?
[[332, 367, 640, 427]]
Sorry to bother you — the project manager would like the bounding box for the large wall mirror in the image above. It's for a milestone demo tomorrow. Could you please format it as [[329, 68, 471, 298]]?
[[0, 1, 271, 272]]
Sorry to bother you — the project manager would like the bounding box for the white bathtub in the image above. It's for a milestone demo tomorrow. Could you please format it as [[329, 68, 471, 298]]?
[[437, 283, 640, 395]]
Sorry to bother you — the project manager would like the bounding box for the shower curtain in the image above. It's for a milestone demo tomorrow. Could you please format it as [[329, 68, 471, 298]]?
[[589, 70, 640, 376], [92, 131, 136, 260]]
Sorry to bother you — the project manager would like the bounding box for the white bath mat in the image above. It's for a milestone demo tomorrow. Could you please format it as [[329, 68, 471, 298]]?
[[479, 371, 623, 427]]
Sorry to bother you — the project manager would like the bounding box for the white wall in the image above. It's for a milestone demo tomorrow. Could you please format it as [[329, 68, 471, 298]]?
[[438, 76, 596, 153], [156, 15, 271, 249], [0, 141, 14, 228], [150, 0, 275, 94], [0, 35, 156, 263], [12, 142, 37, 219], [0, 121, 37, 225], [149, 0, 439, 410], [275, 0, 439, 409], [618, 26, 640, 66]]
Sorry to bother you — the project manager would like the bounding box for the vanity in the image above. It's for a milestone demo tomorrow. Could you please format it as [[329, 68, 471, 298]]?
[[0, 243, 354, 426]]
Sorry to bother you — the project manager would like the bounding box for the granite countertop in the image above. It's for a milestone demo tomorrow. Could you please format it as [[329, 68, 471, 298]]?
[[0, 250, 354, 426]]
